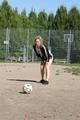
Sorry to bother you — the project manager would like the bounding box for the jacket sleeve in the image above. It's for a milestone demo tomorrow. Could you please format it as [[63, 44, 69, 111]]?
[[33, 45, 41, 58]]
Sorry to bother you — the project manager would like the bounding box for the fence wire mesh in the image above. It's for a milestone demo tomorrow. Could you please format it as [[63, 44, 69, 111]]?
[[0, 28, 80, 63]]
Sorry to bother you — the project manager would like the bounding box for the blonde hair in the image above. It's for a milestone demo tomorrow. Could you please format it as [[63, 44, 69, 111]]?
[[34, 36, 43, 45]]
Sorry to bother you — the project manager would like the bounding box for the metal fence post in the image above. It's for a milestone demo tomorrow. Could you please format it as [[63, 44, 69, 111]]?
[[32, 48, 34, 62], [27, 29, 29, 62], [4, 28, 10, 61], [67, 37, 71, 63], [23, 45, 26, 62]]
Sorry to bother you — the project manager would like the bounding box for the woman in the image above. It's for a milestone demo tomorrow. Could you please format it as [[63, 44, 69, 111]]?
[[33, 36, 53, 85]]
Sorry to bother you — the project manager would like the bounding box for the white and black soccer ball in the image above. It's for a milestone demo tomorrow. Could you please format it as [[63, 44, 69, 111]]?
[[23, 84, 32, 94]]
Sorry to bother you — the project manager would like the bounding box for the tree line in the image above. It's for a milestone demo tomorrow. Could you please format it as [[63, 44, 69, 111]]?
[[0, 0, 80, 30], [0, 0, 80, 63]]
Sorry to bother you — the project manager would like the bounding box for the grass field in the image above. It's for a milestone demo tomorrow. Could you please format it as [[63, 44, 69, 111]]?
[[0, 63, 80, 120], [64, 64, 80, 76]]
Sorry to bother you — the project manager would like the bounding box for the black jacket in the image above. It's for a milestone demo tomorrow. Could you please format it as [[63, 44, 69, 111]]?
[[33, 44, 53, 61]]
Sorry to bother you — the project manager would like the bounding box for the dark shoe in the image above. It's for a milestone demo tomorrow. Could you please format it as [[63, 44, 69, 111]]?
[[42, 80, 49, 85], [40, 79, 45, 83]]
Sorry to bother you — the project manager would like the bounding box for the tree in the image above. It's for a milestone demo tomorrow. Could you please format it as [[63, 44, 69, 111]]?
[[48, 13, 55, 29], [21, 9, 28, 28], [79, 13, 80, 30], [54, 6, 68, 30], [38, 10, 48, 29], [68, 6, 80, 30], [29, 9, 38, 28], [0, 0, 12, 28], [10, 8, 22, 28]]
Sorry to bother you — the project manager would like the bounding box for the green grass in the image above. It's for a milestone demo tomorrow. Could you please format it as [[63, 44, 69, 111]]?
[[65, 63, 80, 67], [64, 64, 80, 76]]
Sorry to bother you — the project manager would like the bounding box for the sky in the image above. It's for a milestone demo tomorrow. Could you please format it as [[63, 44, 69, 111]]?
[[0, 0, 80, 14]]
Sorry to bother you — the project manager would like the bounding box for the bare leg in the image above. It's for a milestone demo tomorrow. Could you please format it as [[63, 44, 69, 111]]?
[[46, 59, 53, 81], [40, 62, 46, 80], [45, 63, 50, 81]]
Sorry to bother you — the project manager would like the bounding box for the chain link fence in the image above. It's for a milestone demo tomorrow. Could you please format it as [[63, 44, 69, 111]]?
[[0, 28, 80, 63]]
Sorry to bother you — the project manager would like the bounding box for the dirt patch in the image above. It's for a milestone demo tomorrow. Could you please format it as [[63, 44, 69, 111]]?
[[0, 63, 80, 120]]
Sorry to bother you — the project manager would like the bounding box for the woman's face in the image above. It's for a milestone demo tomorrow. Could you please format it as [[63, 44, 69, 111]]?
[[35, 39, 41, 47]]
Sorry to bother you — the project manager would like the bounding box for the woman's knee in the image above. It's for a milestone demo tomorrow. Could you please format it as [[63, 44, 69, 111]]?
[[46, 62, 52, 71], [40, 65, 43, 70]]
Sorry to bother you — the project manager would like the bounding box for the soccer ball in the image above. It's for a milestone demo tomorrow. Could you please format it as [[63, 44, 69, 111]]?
[[23, 83, 32, 94]]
